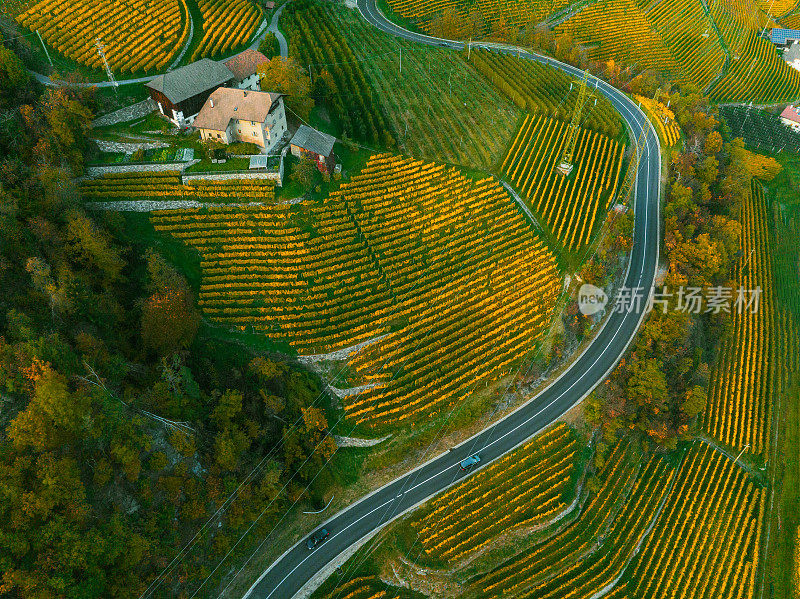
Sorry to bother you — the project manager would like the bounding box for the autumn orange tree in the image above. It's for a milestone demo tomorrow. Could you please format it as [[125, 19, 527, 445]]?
[[587, 86, 749, 452], [0, 41, 338, 598], [257, 56, 314, 121]]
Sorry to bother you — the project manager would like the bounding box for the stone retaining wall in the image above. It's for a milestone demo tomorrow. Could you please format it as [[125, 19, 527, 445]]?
[[86, 200, 270, 212], [95, 140, 170, 153], [92, 99, 156, 127], [182, 170, 282, 185], [86, 159, 200, 177]]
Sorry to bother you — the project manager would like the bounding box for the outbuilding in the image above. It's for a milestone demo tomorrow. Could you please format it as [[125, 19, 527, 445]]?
[[145, 59, 235, 128], [289, 125, 337, 174]]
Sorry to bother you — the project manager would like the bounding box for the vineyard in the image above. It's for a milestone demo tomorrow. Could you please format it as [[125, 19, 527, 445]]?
[[315, 437, 768, 598], [299, 2, 520, 169], [80, 172, 276, 201], [467, 49, 622, 138], [554, 0, 683, 80], [284, 0, 397, 148], [758, 0, 797, 17], [152, 154, 562, 427], [189, 0, 262, 62], [634, 95, 681, 147], [316, 577, 419, 599], [383, 0, 576, 38], [551, 0, 800, 103], [703, 181, 774, 455], [469, 439, 673, 598], [622, 443, 765, 598], [501, 113, 625, 253], [708, 30, 800, 103], [410, 424, 578, 563], [720, 105, 800, 153], [13, 0, 190, 73], [774, 201, 800, 322]]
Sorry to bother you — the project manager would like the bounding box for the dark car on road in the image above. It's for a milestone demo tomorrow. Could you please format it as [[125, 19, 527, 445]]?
[[306, 528, 330, 550], [459, 455, 480, 471]]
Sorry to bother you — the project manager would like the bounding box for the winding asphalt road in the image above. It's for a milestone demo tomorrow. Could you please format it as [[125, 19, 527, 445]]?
[[245, 3, 662, 598]]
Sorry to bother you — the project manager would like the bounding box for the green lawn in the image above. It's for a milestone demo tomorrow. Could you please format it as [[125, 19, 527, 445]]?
[[184, 157, 253, 173]]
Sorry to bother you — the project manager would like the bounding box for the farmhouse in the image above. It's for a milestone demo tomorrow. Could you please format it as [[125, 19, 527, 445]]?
[[224, 49, 270, 91], [194, 88, 287, 153], [780, 104, 800, 132], [290, 125, 337, 173], [146, 59, 234, 127]]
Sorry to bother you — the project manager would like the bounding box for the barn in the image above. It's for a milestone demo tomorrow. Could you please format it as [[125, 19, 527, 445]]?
[[289, 125, 337, 174], [146, 59, 235, 128]]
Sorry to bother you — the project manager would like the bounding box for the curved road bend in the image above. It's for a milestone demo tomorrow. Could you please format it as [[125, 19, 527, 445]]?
[[246, 2, 662, 597]]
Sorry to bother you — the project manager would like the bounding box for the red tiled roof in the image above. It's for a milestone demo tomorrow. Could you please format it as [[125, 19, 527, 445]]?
[[224, 49, 270, 81], [780, 105, 800, 124]]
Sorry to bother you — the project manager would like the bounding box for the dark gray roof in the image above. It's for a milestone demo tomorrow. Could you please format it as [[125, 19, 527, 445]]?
[[146, 59, 234, 105], [290, 125, 336, 157]]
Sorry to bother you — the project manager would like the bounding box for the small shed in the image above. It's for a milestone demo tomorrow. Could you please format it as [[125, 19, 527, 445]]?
[[249, 155, 269, 169], [289, 125, 336, 174]]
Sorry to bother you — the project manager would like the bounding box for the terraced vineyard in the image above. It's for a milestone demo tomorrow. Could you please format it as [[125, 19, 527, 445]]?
[[152, 154, 561, 427], [471, 440, 672, 598], [704, 181, 774, 455], [304, 2, 520, 168], [80, 172, 276, 201], [12, 0, 190, 72], [556, 0, 724, 90], [501, 113, 625, 253], [411, 424, 578, 562], [467, 49, 622, 137], [623, 443, 765, 598], [316, 577, 417, 599], [189, 0, 262, 62]]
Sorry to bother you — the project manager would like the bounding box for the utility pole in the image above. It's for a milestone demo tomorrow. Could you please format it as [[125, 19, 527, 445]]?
[[556, 70, 594, 176], [36, 30, 52, 67], [399, 47, 402, 74], [95, 38, 118, 89], [616, 125, 648, 205], [308, 64, 313, 85], [468, 37, 472, 60]]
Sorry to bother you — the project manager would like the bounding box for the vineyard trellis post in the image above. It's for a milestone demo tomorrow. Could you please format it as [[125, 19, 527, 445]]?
[[556, 70, 594, 176]]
